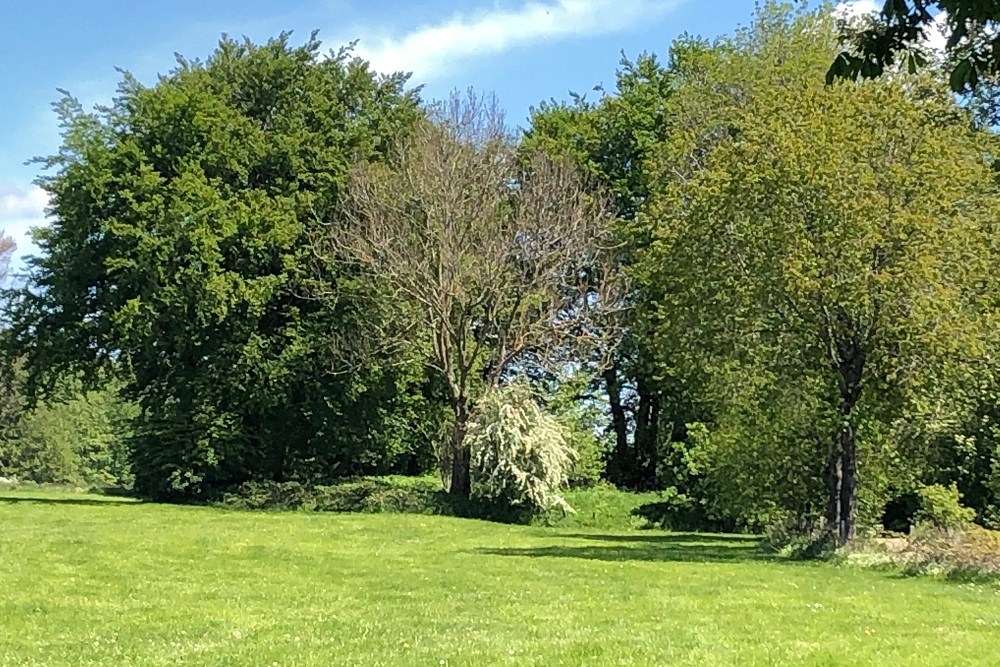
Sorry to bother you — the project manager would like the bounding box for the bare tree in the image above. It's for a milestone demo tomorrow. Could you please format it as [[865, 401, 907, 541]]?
[[0, 231, 13, 286], [331, 92, 625, 497]]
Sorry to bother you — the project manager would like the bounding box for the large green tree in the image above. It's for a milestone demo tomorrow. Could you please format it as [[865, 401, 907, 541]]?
[[643, 7, 998, 542], [5, 34, 442, 499]]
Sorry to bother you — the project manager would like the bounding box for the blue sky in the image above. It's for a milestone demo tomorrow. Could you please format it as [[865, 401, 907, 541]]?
[[0, 0, 786, 265]]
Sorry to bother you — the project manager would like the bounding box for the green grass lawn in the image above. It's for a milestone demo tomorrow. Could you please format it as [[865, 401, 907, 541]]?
[[1, 490, 998, 666]]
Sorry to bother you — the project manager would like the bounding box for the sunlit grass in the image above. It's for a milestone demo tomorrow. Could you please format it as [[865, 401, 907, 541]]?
[[1, 490, 998, 666]]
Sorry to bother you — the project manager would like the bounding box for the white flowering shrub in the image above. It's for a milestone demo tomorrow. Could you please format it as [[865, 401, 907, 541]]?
[[469, 383, 577, 514]]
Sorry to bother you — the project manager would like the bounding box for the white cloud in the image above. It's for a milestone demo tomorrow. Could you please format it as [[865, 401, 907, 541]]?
[[0, 184, 50, 268], [0, 184, 48, 221], [834, 1, 948, 55], [354, 0, 685, 78], [833, 0, 878, 20]]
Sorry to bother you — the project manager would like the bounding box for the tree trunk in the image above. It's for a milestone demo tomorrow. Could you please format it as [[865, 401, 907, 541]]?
[[634, 377, 660, 490], [604, 364, 630, 487], [448, 402, 471, 498], [831, 331, 865, 547], [839, 419, 858, 545], [449, 436, 471, 497], [825, 441, 842, 534]]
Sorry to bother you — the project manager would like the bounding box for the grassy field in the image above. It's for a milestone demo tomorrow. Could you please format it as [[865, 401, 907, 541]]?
[[1, 490, 998, 666]]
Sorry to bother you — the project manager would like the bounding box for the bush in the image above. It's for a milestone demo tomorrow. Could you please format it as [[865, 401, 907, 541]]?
[[630, 488, 734, 533], [899, 526, 1000, 579], [468, 383, 576, 514], [221, 477, 531, 523], [221, 476, 676, 530], [760, 514, 837, 560], [915, 483, 976, 530]]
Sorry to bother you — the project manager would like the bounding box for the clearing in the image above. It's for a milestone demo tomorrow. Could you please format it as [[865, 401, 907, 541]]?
[[1, 490, 998, 666]]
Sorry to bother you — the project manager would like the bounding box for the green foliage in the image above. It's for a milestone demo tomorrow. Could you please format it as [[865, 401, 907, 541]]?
[[628, 487, 716, 532], [828, 0, 1000, 93], [222, 476, 538, 523], [637, 5, 998, 538], [223, 476, 682, 530], [5, 33, 439, 500], [915, 484, 976, 530], [546, 372, 609, 488], [468, 383, 577, 514], [0, 379, 135, 488], [925, 369, 1000, 528], [222, 477, 460, 515], [525, 53, 683, 492]]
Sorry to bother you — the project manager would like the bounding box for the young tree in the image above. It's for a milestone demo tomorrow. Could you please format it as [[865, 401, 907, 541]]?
[[332, 93, 624, 497], [644, 9, 998, 544]]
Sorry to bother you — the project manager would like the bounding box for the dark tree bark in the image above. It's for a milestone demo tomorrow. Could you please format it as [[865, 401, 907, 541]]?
[[634, 376, 661, 490], [831, 327, 865, 546], [825, 441, 842, 532], [604, 363, 630, 487], [448, 399, 472, 497]]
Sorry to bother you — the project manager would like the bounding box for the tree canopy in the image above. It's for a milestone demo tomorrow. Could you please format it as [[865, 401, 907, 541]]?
[[332, 92, 624, 496], [4, 34, 440, 500], [2, 3, 999, 543], [643, 7, 999, 541]]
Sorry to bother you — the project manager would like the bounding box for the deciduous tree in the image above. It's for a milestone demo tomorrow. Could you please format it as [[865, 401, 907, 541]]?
[[828, 0, 1000, 92], [645, 8, 998, 543], [332, 93, 624, 497], [4, 34, 438, 499]]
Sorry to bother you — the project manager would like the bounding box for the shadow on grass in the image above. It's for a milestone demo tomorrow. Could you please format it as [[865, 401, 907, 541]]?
[[477, 531, 775, 564], [0, 495, 139, 507]]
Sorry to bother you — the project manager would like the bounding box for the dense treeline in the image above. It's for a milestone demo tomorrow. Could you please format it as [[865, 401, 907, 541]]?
[[2, 4, 998, 542]]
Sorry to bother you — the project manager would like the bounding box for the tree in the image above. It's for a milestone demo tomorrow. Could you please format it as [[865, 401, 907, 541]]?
[[331, 92, 624, 497], [4, 34, 440, 500], [644, 8, 998, 544], [828, 0, 1000, 92], [524, 54, 685, 491]]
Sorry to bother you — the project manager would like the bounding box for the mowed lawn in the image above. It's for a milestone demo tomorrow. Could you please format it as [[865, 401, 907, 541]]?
[[1, 492, 998, 666]]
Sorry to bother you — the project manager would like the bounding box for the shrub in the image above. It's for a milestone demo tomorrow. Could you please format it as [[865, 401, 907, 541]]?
[[546, 372, 609, 488], [899, 526, 1000, 578], [915, 483, 975, 530], [630, 487, 716, 532], [760, 514, 837, 560], [468, 383, 576, 514], [222, 477, 669, 530], [221, 477, 531, 523]]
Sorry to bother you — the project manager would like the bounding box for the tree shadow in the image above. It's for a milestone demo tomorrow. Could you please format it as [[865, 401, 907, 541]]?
[[476, 531, 777, 564], [0, 494, 140, 507]]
